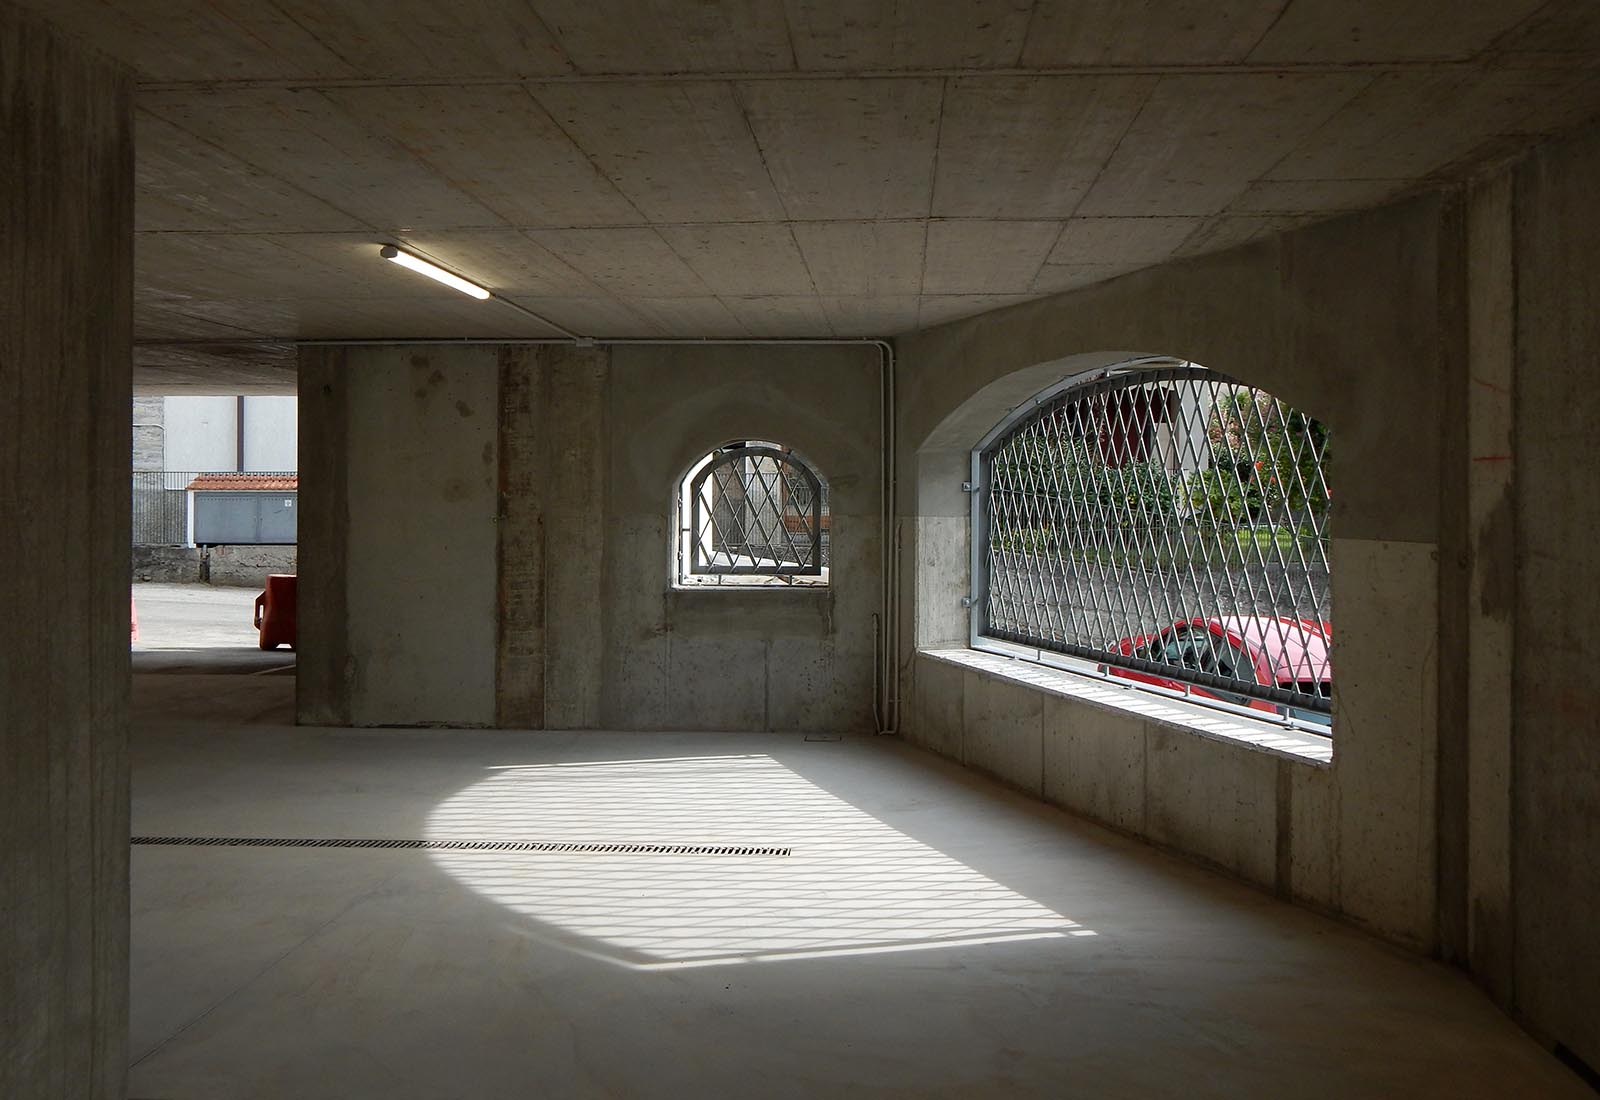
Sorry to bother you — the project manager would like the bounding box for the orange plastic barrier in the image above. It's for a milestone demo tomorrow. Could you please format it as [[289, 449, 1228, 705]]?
[[254, 573, 298, 651]]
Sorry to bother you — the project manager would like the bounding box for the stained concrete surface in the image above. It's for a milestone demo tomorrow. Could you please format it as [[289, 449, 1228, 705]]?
[[133, 582, 294, 674], [2, 5, 132, 1095], [129, 674, 1589, 1100]]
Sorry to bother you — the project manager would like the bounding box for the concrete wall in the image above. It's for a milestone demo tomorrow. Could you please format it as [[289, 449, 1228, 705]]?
[[896, 194, 1446, 951], [1508, 123, 1600, 1071], [300, 347, 499, 727], [893, 117, 1600, 1074], [0, 3, 132, 1096], [299, 342, 881, 733], [132, 544, 297, 588]]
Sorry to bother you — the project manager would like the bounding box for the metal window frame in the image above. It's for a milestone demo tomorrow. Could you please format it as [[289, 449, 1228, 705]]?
[[967, 360, 1333, 722], [686, 444, 824, 577]]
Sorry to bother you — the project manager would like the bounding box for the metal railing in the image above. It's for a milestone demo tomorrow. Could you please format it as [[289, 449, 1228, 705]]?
[[971, 365, 1332, 721], [131, 470, 298, 545], [679, 443, 829, 583]]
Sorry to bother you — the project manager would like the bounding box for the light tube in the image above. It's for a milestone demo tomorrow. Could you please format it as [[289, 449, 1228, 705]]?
[[380, 244, 491, 299]]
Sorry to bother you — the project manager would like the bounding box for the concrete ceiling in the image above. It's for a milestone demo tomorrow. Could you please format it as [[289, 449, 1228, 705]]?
[[22, 0, 1600, 385]]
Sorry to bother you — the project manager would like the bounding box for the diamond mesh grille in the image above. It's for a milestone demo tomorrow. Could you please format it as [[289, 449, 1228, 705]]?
[[686, 444, 826, 578], [977, 366, 1332, 717]]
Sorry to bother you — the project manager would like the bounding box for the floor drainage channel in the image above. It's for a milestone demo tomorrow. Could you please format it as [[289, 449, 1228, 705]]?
[[132, 836, 791, 857]]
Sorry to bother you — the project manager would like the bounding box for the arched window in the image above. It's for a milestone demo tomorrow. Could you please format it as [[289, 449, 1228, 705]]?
[[971, 363, 1332, 728], [676, 441, 829, 587]]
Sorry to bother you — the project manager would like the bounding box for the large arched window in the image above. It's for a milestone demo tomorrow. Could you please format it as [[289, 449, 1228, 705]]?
[[675, 441, 829, 587], [971, 362, 1332, 728]]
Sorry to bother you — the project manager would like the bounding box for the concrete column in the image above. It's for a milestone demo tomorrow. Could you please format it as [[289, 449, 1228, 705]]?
[[495, 347, 547, 728], [1512, 122, 1600, 1072], [0, 4, 133, 1097], [296, 345, 499, 728], [297, 348, 353, 726], [541, 347, 609, 730], [1463, 174, 1517, 1002]]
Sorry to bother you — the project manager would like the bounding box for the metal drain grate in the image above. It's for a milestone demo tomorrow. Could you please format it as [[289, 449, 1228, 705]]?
[[132, 836, 790, 857]]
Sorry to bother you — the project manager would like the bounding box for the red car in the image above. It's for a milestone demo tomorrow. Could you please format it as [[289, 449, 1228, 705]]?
[[1099, 615, 1332, 725]]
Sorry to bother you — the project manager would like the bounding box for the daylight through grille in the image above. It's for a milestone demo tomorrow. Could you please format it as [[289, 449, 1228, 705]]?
[[132, 836, 791, 857], [683, 443, 826, 580], [975, 365, 1332, 721]]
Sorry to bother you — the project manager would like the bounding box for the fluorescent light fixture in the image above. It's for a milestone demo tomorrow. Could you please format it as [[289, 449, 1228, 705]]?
[[380, 244, 490, 300]]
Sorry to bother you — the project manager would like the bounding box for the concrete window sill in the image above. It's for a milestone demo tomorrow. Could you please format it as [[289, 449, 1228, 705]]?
[[920, 647, 1334, 766]]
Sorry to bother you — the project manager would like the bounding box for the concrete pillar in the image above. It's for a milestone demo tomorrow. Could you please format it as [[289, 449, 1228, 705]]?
[[0, 3, 133, 1097]]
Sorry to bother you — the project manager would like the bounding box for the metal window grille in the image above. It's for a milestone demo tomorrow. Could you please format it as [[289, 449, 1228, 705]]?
[[681, 444, 827, 581], [971, 364, 1332, 719]]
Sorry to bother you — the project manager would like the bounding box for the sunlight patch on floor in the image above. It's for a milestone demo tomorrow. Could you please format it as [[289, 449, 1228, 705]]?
[[426, 754, 1093, 969]]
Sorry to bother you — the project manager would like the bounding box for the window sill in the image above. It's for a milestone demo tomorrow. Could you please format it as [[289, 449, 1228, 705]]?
[[919, 646, 1333, 766]]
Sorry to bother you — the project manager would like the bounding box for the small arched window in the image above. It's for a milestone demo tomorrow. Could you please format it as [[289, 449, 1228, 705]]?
[[676, 441, 829, 587], [972, 363, 1332, 728]]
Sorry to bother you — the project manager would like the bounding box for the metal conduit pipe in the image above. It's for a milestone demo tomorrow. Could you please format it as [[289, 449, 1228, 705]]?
[[149, 333, 901, 736]]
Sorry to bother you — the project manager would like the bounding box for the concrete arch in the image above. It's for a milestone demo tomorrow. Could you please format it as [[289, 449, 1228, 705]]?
[[895, 202, 1448, 959]]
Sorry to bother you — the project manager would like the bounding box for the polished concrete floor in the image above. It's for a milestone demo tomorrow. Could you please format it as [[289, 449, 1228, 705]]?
[[130, 673, 1590, 1099]]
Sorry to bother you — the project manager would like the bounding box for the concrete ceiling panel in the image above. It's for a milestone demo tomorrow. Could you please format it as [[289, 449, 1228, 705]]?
[[657, 224, 817, 296], [135, 113, 366, 234], [1046, 217, 1201, 266], [142, 90, 504, 231], [932, 76, 1154, 218], [785, 0, 1034, 70], [136, 233, 451, 302], [816, 295, 921, 337], [916, 293, 1036, 330], [12, 0, 353, 81], [135, 296, 306, 340], [50, 0, 1600, 359], [720, 295, 837, 337], [530, 0, 794, 73], [269, 0, 574, 78], [922, 220, 1059, 294], [531, 82, 787, 223], [1075, 73, 1373, 217], [322, 86, 644, 228], [135, 299, 277, 342], [524, 228, 714, 297], [1491, 0, 1600, 62], [624, 297, 750, 339], [1171, 214, 1313, 259], [1030, 263, 1145, 294], [253, 296, 555, 339], [1246, 0, 1549, 63], [135, 344, 298, 394], [739, 79, 944, 220], [506, 296, 658, 338], [1270, 69, 1600, 182], [1227, 178, 1416, 215], [1020, 1, 1287, 66], [791, 221, 927, 296]]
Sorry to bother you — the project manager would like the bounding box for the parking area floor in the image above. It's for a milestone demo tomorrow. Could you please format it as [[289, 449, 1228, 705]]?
[[132, 582, 294, 674], [128, 674, 1590, 1100]]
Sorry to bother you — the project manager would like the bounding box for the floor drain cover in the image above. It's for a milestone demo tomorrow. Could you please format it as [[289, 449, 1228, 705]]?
[[132, 836, 790, 857]]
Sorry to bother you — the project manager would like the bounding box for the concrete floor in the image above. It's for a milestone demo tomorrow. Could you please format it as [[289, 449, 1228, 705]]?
[[130, 675, 1589, 1100], [133, 582, 294, 674]]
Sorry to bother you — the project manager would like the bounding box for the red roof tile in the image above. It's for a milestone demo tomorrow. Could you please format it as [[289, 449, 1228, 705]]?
[[184, 473, 298, 492]]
